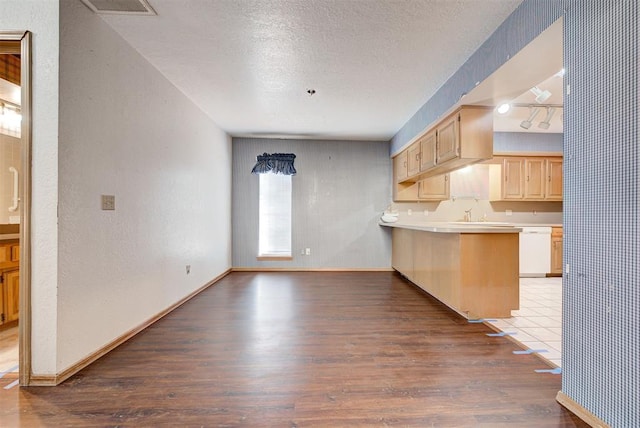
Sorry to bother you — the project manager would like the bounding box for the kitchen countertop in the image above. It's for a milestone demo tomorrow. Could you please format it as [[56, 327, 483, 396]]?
[[0, 233, 19, 241], [379, 221, 522, 234]]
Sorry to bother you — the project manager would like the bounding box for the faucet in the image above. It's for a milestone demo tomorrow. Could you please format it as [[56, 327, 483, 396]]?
[[464, 208, 473, 222]]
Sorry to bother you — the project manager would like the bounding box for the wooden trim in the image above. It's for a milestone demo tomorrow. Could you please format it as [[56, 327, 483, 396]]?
[[556, 391, 611, 428], [30, 269, 232, 386], [233, 267, 395, 272], [27, 375, 57, 386], [12, 31, 33, 387], [256, 256, 293, 261]]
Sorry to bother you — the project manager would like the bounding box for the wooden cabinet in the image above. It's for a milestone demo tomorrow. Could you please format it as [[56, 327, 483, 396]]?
[[392, 228, 414, 281], [435, 114, 460, 164], [524, 158, 546, 199], [550, 227, 563, 275], [0, 240, 19, 327], [392, 172, 450, 202], [418, 174, 449, 200], [391, 105, 493, 185], [394, 150, 409, 183], [419, 131, 437, 171], [490, 156, 563, 201], [546, 158, 563, 200], [407, 142, 421, 177], [391, 227, 520, 318]]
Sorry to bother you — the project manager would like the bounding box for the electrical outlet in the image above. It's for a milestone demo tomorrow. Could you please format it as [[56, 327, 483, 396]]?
[[305, 248, 311, 255], [186, 265, 191, 274], [505, 209, 512, 216], [566, 263, 570, 273], [101, 195, 115, 210]]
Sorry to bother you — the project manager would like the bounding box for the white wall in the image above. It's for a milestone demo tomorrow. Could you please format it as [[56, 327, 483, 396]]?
[[0, 0, 60, 375], [57, 1, 231, 372]]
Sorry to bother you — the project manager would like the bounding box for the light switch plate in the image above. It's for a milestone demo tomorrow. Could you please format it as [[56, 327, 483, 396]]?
[[101, 195, 115, 210]]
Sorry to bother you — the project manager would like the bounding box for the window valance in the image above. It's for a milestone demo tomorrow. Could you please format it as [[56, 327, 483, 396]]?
[[251, 153, 297, 175]]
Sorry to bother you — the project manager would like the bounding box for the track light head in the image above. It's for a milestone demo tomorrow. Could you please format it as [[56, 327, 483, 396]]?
[[520, 107, 540, 129], [538, 107, 556, 129]]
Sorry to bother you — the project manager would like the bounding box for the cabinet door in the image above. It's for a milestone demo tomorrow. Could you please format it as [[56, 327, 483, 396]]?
[[0, 244, 11, 264], [5, 269, 18, 322], [436, 114, 460, 164], [417, 174, 450, 200], [502, 158, 524, 199], [546, 158, 563, 200], [420, 131, 437, 171], [407, 142, 421, 177], [524, 158, 545, 199], [551, 236, 563, 274], [394, 150, 408, 182]]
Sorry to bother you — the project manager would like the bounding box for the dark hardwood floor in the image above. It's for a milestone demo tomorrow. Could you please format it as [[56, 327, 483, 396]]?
[[0, 272, 587, 427]]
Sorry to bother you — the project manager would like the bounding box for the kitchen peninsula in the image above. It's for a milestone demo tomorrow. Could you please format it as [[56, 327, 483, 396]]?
[[382, 221, 521, 318]]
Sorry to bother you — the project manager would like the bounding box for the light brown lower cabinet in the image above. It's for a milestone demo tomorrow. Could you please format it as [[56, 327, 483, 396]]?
[[392, 227, 519, 318], [550, 227, 563, 275], [0, 240, 19, 326]]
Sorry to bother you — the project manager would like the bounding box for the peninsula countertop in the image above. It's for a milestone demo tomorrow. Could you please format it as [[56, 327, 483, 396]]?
[[379, 220, 523, 234]]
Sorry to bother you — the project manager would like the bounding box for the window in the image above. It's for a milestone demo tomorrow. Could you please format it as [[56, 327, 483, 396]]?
[[258, 173, 292, 258]]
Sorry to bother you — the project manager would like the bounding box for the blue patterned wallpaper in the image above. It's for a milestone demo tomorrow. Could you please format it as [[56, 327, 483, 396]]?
[[493, 132, 563, 153], [563, 1, 639, 426]]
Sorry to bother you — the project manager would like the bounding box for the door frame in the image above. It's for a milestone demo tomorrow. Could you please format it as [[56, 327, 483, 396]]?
[[0, 31, 32, 386]]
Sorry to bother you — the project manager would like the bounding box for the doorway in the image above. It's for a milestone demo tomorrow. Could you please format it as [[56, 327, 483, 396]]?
[[0, 32, 32, 386]]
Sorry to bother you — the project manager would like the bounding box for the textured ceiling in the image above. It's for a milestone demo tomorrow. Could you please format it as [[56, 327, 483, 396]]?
[[98, 0, 523, 140]]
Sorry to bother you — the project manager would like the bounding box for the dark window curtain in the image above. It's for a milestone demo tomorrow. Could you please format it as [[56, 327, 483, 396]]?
[[251, 153, 297, 175]]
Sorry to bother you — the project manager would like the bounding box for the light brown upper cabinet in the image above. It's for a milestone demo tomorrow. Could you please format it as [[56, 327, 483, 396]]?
[[524, 158, 546, 199], [489, 156, 563, 201], [394, 149, 409, 183], [420, 131, 437, 171], [393, 173, 450, 202], [392, 105, 494, 186], [546, 158, 563, 199], [417, 174, 450, 200], [407, 141, 421, 177], [435, 114, 459, 164]]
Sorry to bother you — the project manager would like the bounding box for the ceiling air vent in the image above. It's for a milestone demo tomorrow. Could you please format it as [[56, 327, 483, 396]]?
[[81, 0, 157, 16]]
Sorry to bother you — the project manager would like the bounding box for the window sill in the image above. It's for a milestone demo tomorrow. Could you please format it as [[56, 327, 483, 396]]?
[[257, 255, 293, 261]]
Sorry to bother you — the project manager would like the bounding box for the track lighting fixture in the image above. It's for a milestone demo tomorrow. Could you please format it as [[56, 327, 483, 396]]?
[[529, 86, 552, 103], [538, 107, 556, 130], [520, 107, 540, 129]]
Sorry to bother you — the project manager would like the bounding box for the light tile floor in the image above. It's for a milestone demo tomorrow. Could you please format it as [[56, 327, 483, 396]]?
[[486, 277, 563, 368]]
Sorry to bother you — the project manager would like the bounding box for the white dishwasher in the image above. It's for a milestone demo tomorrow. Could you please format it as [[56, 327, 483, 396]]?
[[519, 227, 552, 277]]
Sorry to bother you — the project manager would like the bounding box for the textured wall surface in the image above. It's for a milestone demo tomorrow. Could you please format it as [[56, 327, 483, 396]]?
[[0, 0, 60, 374], [57, 1, 232, 373], [233, 138, 391, 269], [563, 1, 639, 425]]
